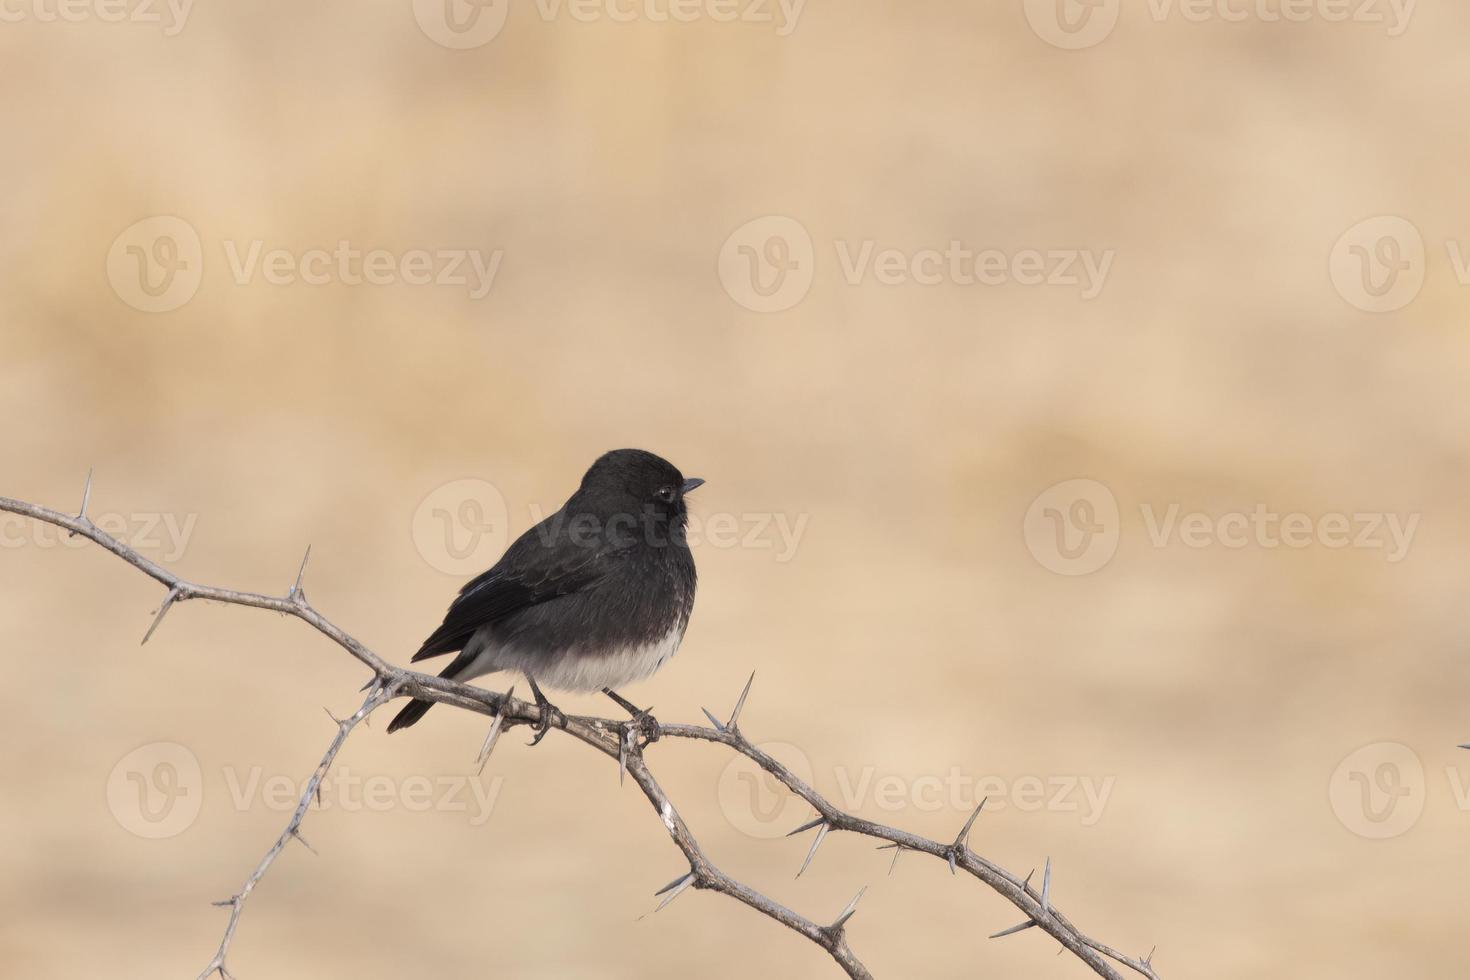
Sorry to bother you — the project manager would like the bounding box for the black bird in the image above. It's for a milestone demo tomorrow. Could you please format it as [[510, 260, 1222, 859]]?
[[388, 449, 702, 738]]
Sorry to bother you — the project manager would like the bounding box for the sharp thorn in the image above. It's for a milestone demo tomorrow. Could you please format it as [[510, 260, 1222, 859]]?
[[474, 684, 513, 774], [786, 816, 825, 838], [989, 920, 1037, 939], [290, 828, 317, 855], [954, 796, 987, 849], [948, 850, 957, 875], [476, 713, 506, 775], [700, 707, 727, 732], [831, 885, 867, 930], [291, 545, 312, 598], [1041, 857, 1052, 911], [796, 821, 830, 878], [72, 468, 93, 533], [141, 587, 181, 645], [654, 871, 694, 896], [643, 872, 695, 916], [619, 727, 631, 786], [887, 844, 903, 875], [1145, 945, 1157, 965], [727, 670, 755, 729]]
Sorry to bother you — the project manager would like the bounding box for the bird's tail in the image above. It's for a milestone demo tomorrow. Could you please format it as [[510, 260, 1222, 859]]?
[[388, 646, 484, 733], [387, 696, 434, 733]]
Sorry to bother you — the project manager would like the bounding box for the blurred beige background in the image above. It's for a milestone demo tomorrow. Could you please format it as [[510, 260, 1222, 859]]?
[[4, 2, 1470, 977]]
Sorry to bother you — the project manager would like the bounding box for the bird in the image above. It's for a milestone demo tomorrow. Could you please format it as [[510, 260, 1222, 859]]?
[[388, 449, 702, 740]]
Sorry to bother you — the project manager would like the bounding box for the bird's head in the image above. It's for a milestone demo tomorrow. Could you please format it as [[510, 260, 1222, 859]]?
[[576, 448, 704, 535]]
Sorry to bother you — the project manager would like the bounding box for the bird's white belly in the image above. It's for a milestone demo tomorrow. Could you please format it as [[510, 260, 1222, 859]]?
[[459, 624, 685, 692]]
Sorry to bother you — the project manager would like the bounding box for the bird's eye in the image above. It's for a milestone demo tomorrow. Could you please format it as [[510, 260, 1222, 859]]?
[[656, 485, 675, 502]]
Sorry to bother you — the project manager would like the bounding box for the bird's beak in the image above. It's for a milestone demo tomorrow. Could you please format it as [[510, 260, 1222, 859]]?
[[681, 477, 706, 494]]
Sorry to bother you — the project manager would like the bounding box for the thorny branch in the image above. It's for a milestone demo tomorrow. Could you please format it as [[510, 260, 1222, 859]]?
[[0, 482, 1162, 980]]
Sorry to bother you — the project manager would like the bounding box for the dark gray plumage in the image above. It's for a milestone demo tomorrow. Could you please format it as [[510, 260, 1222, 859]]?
[[389, 449, 700, 733]]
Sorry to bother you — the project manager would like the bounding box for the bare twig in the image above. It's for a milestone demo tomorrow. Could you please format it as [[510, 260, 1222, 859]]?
[[195, 683, 399, 980], [0, 484, 1161, 980]]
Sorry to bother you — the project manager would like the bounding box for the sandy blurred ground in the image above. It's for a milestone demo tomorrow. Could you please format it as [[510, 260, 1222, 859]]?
[[3, 2, 1470, 977]]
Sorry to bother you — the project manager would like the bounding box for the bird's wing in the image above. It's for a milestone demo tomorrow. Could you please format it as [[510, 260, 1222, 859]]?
[[411, 523, 615, 661]]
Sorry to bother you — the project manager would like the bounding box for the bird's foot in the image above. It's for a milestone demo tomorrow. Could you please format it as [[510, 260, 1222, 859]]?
[[604, 688, 662, 745], [526, 678, 564, 746]]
